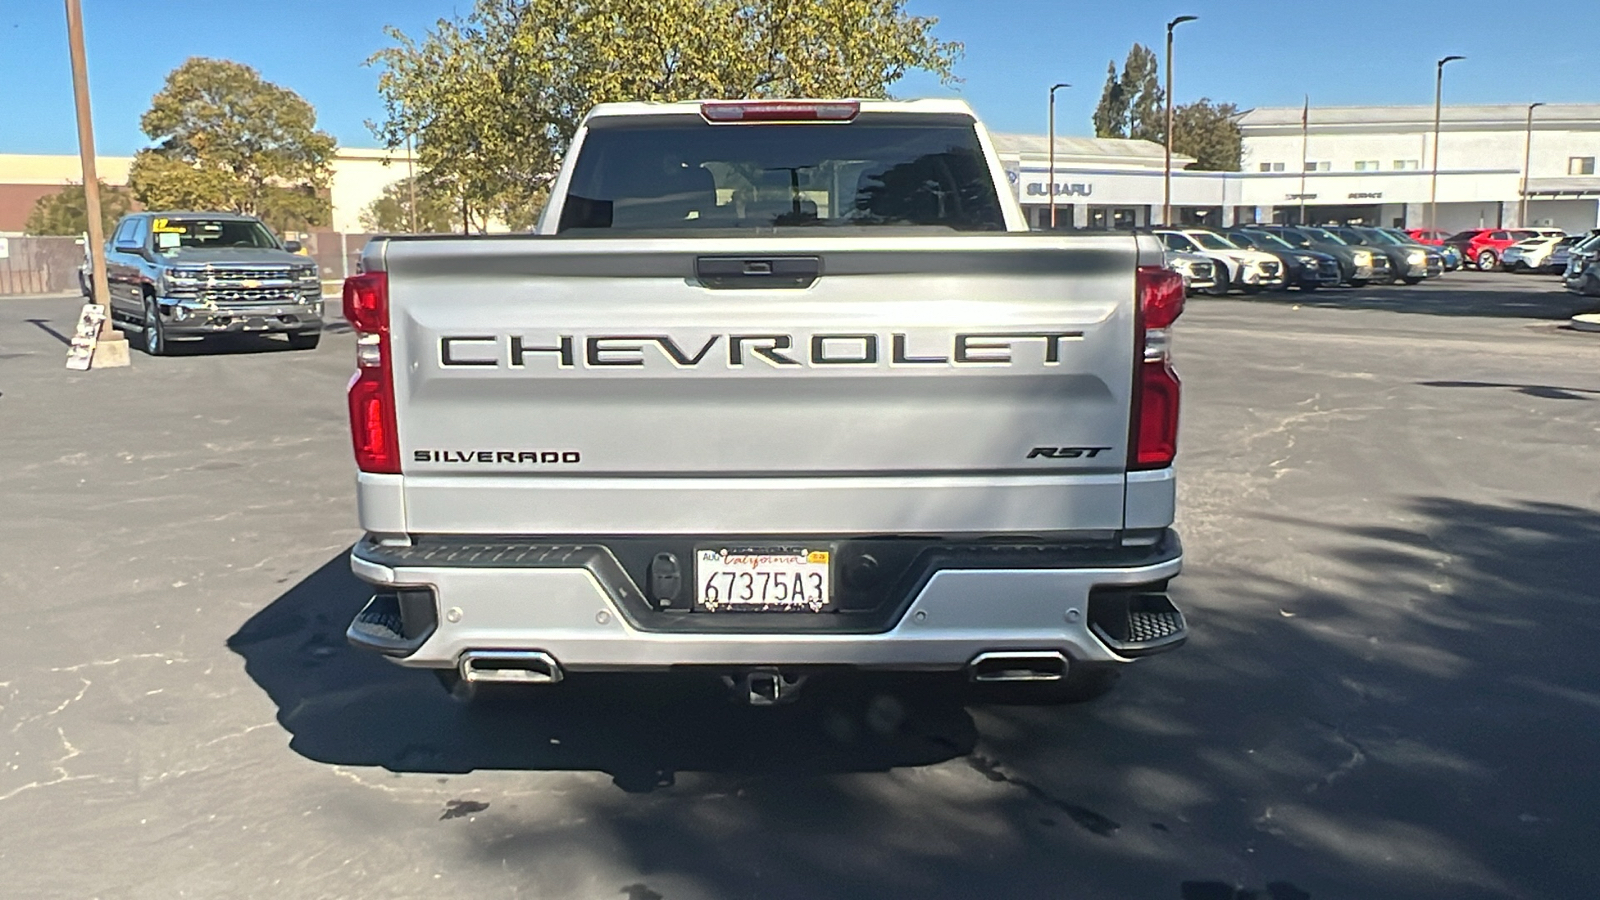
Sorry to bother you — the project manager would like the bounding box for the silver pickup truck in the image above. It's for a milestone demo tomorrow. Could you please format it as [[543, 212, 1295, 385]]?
[[102, 212, 323, 354], [342, 99, 1188, 705]]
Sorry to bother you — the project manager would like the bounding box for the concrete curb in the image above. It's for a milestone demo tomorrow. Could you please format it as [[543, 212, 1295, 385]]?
[[1571, 313, 1600, 332]]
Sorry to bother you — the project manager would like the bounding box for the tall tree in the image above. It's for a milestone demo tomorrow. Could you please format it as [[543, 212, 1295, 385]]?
[[1123, 44, 1164, 142], [368, 0, 963, 231], [128, 58, 336, 232], [1171, 99, 1242, 172], [1091, 44, 1162, 141], [1092, 61, 1126, 139], [23, 181, 134, 236], [1089, 43, 1241, 171]]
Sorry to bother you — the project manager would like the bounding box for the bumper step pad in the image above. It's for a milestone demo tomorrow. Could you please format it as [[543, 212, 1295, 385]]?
[[345, 588, 439, 657], [1088, 587, 1188, 657]]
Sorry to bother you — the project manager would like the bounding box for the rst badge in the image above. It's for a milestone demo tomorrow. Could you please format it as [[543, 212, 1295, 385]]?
[[1027, 446, 1111, 460]]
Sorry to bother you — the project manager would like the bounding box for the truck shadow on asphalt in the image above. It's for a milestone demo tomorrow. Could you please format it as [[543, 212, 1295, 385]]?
[[226, 554, 982, 791], [225, 496, 1600, 899]]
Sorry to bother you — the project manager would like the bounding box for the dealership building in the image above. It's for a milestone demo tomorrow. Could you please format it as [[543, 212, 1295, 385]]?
[[997, 103, 1600, 234], [3, 103, 1597, 236]]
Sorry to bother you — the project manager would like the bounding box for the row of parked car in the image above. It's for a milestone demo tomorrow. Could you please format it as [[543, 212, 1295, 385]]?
[[1406, 227, 1600, 275], [1156, 224, 1448, 295]]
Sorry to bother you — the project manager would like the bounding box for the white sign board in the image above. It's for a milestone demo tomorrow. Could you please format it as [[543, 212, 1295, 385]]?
[[0, 237, 9, 259], [65, 304, 106, 371]]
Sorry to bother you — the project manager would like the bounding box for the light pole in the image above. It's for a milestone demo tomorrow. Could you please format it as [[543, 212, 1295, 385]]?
[[1299, 95, 1310, 226], [65, 0, 116, 342], [1163, 15, 1198, 227], [1428, 55, 1465, 239], [1520, 101, 1545, 228], [1047, 82, 1070, 229]]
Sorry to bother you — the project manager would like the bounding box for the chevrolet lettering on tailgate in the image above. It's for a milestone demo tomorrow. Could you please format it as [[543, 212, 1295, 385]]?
[[438, 331, 1085, 369]]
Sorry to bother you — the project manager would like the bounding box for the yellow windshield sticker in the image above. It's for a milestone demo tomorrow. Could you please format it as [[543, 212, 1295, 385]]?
[[151, 218, 186, 233]]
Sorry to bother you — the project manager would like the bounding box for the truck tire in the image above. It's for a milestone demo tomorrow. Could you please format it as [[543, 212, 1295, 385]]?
[[286, 331, 321, 350], [142, 295, 168, 356]]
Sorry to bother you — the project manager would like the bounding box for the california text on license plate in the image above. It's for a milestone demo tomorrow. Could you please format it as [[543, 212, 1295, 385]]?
[[695, 548, 832, 612]]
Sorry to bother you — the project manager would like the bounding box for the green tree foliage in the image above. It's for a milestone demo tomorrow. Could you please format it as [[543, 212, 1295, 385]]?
[[23, 181, 134, 236], [368, 0, 962, 231], [1092, 61, 1126, 140], [360, 176, 463, 233], [1171, 99, 1243, 172], [128, 58, 337, 232], [1090, 43, 1241, 172], [1123, 45, 1164, 143], [1092, 44, 1162, 141]]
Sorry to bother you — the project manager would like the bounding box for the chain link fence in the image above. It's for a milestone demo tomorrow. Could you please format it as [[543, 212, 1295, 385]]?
[[0, 236, 84, 295], [0, 232, 375, 298]]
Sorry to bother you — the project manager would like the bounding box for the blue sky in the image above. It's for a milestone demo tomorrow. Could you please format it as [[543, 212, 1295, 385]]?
[[2, 0, 1596, 156]]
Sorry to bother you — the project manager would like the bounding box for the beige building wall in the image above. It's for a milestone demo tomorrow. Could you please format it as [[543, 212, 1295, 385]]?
[[0, 149, 417, 234], [0, 154, 135, 186], [327, 148, 419, 234]]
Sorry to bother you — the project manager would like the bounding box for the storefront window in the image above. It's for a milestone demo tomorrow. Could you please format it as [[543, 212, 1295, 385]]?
[[1033, 205, 1074, 230], [1177, 207, 1222, 227]]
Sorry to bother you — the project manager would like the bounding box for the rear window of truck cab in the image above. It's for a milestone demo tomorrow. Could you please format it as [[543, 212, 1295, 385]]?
[[557, 113, 1007, 233]]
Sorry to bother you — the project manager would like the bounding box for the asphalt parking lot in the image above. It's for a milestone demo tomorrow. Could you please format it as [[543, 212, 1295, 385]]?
[[2, 272, 1598, 900]]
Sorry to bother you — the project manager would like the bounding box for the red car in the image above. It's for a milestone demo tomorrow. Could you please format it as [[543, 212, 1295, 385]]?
[[1405, 228, 1452, 246], [1446, 228, 1538, 271]]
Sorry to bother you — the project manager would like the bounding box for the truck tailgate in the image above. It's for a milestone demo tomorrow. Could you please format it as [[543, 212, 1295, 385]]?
[[378, 234, 1141, 535]]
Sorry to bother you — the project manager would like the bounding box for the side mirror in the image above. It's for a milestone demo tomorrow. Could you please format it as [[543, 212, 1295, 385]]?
[[282, 240, 302, 254], [114, 242, 142, 254]]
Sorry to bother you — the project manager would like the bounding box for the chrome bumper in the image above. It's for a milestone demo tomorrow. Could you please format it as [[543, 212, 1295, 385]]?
[[160, 296, 324, 334]]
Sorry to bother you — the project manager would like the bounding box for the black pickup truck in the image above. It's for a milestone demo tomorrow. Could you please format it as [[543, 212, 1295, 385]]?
[[101, 211, 324, 355]]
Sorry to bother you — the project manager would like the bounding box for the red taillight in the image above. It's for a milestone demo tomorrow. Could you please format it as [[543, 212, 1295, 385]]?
[[1134, 358, 1181, 469], [342, 272, 399, 474], [1131, 266, 1184, 471], [699, 101, 860, 123], [343, 271, 388, 332], [1138, 265, 1185, 329]]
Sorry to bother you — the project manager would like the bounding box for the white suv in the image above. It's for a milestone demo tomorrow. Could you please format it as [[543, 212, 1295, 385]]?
[[1155, 229, 1286, 293]]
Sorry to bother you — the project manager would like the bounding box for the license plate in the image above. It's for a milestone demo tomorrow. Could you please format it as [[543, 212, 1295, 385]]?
[[695, 548, 831, 612]]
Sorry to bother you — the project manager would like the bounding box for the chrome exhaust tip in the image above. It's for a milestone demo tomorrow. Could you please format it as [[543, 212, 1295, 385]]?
[[459, 650, 564, 685], [967, 651, 1069, 683]]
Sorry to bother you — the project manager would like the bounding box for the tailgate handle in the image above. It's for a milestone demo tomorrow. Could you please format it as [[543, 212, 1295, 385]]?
[[696, 256, 820, 289]]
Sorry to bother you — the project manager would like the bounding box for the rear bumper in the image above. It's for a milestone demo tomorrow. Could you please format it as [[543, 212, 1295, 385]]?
[[346, 530, 1186, 672]]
